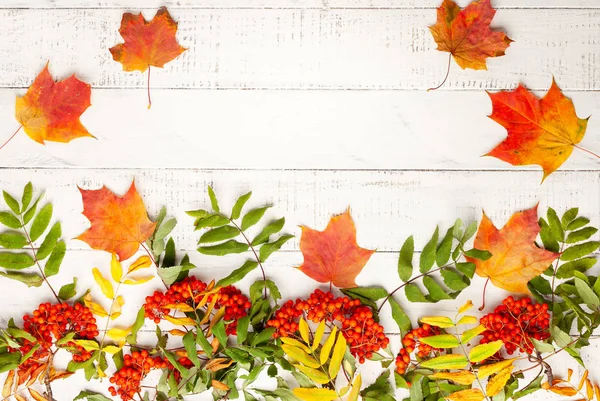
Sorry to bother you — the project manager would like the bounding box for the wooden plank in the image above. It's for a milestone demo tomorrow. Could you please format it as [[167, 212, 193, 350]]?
[[2, 0, 599, 9], [0, 169, 597, 252], [2, 89, 600, 169], [0, 9, 598, 90]]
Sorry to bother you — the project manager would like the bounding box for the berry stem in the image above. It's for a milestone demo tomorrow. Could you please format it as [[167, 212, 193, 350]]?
[[427, 53, 452, 92], [228, 218, 268, 299], [147, 66, 152, 109], [0, 125, 22, 151], [574, 144, 600, 160], [20, 215, 61, 303], [454, 326, 492, 401], [479, 277, 490, 311]]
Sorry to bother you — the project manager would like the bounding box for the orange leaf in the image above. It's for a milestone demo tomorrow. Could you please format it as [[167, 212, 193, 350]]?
[[429, 0, 511, 70], [29, 389, 47, 401], [430, 371, 475, 385], [486, 79, 588, 181], [15, 63, 93, 144], [211, 380, 230, 391], [466, 205, 560, 294], [446, 388, 485, 401], [77, 182, 156, 260], [2, 370, 14, 397], [298, 209, 374, 288], [548, 385, 578, 396]]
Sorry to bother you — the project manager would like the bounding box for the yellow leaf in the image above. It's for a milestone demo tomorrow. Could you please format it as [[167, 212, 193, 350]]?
[[110, 295, 125, 320], [107, 327, 132, 341], [103, 345, 122, 354], [92, 267, 114, 299], [339, 385, 350, 397], [456, 315, 478, 325], [15, 395, 27, 401], [49, 371, 74, 381], [164, 303, 195, 312], [461, 325, 487, 344], [74, 339, 100, 351], [3, 370, 15, 397], [568, 368, 573, 381], [169, 329, 188, 336], [294, 364, 330, 384], [430, 371, 476, 386], [123, 276, 154, 285], [469, 340, 503, 363], [328, 331, 347, 378], [421, 354, 468, 370], [477, 359, 516, 379], [420, 316, 455, 328], [164, 315, 196, 326], [458, 300, 474, 314], [127, 255, 152, 274], [320, 326, 337, 365], [486, 365, 514, 396], [579, 370, 589, 391], [293, 387, 338, 401], [446, 388, 485, 401], [207, 279, 216, 291], [211, 380, 230, 391], [312, 320, 326, 351], [28, 389, 47, 401], [209, 307, 226, 333], [348, 373, 362, 401], [299, 318, 310, 344], [281, 344, 320, 368], [586, 379, 593, 400], [281, 337, 312, 354], [97, 366, 107, 378], [205, 358, 234, 372], [199, 295, 219, 325], [594, 383, 600, 400], [110, 253, 122, 282]]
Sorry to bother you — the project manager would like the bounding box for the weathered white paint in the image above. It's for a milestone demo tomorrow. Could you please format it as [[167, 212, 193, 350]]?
[[0, 9, 599, 91], [1, 89, 600, 169]]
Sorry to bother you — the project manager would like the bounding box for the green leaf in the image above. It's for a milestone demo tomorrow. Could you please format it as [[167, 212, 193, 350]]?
[[551, 326, 572, 348], [198, 240, 248, 256], [0, 351, 21, 373], [126, 307, 146, 345], [566, 227, 598, 244], [405, 284, 429, 303], [45, 240, 66, 277], [441, 269, 469, 291], [0, 271, 43, 287], [422, 276, 451, 301], [561, 242, 600, 261], [194, 214, 229, 229], [0, 212, 20, 229], [250, 327, 276, 346], [436, 228, 454, 266], [556, 258, 597, 278], [183, 332, 200, 367], [574, 277, 600, 308], [196, 326, 213, 358], [531, 338, 554, 354], [58, 278, 78, 300], [547, 208, 564, 242], [456, 262, 476, 278], [23, 194, 43, 225], [157, 264, 194, 286], [252, 218, 285, 246], [464, 248, 493, 261], [528, 276, 552, 295], [341, 286, 388, 301], [216, 260, 259, 287], [3, 191, 20, 214], [398, 236, 414, 282], [231, 191, 252, 220], [419, 334, 460, 348], [420, 226, 439, 273], [154, 218, 177, 242], [0, 252, 34, 269], [420, 354, 468, 370], [241, 206, 271, 231], [461, 221, 478, 243], [562, 208, 579, 228], [469, 340, 503, 363], [0, 233, 27, 249], [259, 234, 293, 261], [236, 316, 250, 344], [389, 298, 412, 335], [207, 186, 220, 213], [198, 225, 239, 244], [37, 222, 61, 260], [21, 183, 33, 211], [212, 320, 227, 348], [539, 218, 559, 253], [30, 203, 52, 241], [567, 217, 590, 231], [74, 391, 113, 401]]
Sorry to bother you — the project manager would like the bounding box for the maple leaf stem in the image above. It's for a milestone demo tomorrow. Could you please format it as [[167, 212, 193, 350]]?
[[147, 67, 152, 109], [479, 277, 490, 311], [427, 53, 452, 92], [0, 125, 22, 151], [573, 144, 600, 160]]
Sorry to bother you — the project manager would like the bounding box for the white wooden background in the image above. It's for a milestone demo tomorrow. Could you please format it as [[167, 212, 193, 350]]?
[[0, 0, 599, 400]]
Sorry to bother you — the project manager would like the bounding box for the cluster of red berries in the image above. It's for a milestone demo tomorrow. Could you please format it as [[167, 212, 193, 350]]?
[[109, 351, 168, 400], [395, 323, 442, 375], [144, 276, 251, 335], [479, 296, 550, 355], [17, 302, 99, 373], [266, 289, 389, 363]]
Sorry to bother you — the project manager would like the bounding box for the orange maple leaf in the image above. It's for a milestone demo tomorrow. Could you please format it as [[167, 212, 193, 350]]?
[[465, 205, 559, 294], [77, 182, 156, 261], [298, 209, 375, 289], [486, 79, 590, 181], [428, 0, 512, 90], [1, 63, 93, 150], [109, 7, 187, 108]]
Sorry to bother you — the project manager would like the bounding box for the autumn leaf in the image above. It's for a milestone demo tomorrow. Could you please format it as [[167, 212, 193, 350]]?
[[77, 182, 156, 261], [446, 388, 485, 401], [109, 7, 187, 108], [428, 0, 512, 90], [486, 79, 590, 181], [298, 209, 375, 288], [2, 63, 93, 151], [466, 205, 559, 294]]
